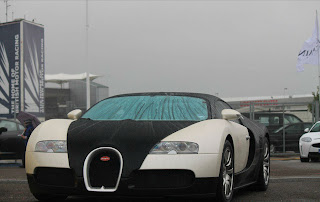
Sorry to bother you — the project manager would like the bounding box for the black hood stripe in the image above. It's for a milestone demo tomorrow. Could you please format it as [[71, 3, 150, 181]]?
[[67, 119, 197, 177]]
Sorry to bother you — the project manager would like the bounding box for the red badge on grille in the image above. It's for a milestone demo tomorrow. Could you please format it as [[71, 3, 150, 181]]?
[[100, 156, 110, 161]]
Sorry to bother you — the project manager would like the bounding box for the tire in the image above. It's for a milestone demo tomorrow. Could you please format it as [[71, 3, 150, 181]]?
[[32, 193, 68, 201], [310, 157, 318, 162], [300, 157, 309, 162], [255, 137, 270, 191], [216, 140, 234, 202], [21, 151, 26, 168]]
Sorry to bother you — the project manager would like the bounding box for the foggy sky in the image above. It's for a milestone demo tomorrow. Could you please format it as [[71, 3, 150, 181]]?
[[1, 0, 320, 98]]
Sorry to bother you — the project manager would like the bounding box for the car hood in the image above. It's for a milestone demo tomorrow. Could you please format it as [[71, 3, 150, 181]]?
[[67, 119, 197, 177]]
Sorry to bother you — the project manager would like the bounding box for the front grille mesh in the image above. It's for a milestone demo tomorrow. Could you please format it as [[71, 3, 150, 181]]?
[[312, 143, 320, 148], [129, 170, 195, 189], [88, 149, 121, 188]]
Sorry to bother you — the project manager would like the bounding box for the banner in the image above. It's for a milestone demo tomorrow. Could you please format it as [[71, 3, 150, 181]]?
[[23, 21, 45, 117], [0, 22, 21, 118]]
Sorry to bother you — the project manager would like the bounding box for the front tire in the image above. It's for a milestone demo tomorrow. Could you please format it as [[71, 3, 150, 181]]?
[[300, 157, 309, 162], [255, 137, 270, 191], [216, 140, 234, 202], [310, 157, 319, 162]]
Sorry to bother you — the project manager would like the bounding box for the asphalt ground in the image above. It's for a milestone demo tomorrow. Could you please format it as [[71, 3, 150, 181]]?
[[0, 157, 319, 202]]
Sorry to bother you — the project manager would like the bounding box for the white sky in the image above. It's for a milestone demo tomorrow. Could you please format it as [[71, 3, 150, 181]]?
[[1, 0, 320, 98]]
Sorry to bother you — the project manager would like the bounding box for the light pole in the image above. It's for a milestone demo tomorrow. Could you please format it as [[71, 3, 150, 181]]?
[[283, 88, 288, 99], [4, 0, 11, 22], [86, 0, 90, 110], [282, 87, 288, 153]]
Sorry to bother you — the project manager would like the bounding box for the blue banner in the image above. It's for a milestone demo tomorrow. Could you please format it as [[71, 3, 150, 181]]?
[[0, 22, 21, 118], [23, 21, 45, 117]]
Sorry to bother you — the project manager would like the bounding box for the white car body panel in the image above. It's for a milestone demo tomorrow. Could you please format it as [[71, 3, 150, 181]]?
[[142, 119, 249, 174], [26, 119, 74, 174], [26, 153, 70, 174], [140, 154, 219, 177]]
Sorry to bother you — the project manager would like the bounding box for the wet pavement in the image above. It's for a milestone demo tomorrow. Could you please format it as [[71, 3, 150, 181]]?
[[0, 157, 319, 201]]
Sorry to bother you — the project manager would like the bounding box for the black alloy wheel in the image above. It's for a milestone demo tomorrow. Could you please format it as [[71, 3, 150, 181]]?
[[256, 137, 270, 191], [217, 140, 234, 202]]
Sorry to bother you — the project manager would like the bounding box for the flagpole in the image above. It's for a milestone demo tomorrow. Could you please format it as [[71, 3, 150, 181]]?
[[317, 10, 320, 123], [317, 10, 320, 99], [86, 0, 90, 110]]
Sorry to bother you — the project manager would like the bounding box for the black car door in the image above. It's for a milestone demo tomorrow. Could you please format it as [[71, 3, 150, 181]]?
[[0, 120, 25, 159], [285, 124, 302, 152]]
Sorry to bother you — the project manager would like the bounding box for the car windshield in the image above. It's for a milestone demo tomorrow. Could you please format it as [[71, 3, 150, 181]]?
[[310, 122, 320, 132], [82, 95, 209, 121]]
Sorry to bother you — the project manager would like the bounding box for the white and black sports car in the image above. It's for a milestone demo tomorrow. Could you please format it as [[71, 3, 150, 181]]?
[[26, 93, 270, 202]]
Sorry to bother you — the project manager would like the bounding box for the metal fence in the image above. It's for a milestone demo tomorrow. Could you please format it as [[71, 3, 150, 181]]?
[[230, 101, 318, 154]]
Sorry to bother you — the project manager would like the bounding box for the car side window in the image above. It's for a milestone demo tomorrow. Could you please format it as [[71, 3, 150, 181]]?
[[286, 124, 301, 134], [215, 100, 240, 124], [257, 115, 279, 126], [284, 115, 301, 124], [0, 120, 18, 131]]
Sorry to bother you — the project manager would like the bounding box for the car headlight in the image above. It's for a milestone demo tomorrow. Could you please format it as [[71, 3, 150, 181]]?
[[35, 140, 67, 153], [301, 137, 312, 142], [149, 141, 199, 154]]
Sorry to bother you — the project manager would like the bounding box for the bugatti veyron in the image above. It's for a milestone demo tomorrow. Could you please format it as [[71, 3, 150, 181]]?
[[25, 93, 270, 202]]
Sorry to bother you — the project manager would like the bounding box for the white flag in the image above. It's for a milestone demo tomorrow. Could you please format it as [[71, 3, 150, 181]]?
[[296, 13, 320, 72]]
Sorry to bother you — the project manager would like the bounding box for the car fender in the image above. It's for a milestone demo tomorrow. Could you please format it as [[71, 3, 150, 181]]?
[[25, 119, 74, 174], [141, 119, 249, 176], [26, 119, 74, 152]]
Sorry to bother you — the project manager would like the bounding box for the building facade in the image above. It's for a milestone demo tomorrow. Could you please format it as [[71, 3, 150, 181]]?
[[44, 81, 109, 120]]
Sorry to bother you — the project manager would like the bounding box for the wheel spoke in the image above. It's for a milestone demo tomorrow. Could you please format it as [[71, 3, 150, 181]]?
[[224, 150, 230, 164], [225, 184, 228, 195], [265, 152, 269, 159], [226, 168, 233, 175], [225, 150, 231, 167], [264, 147, 269, 157]]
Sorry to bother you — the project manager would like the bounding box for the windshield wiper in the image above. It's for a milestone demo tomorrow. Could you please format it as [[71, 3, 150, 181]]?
[[80, 117, 91, 120], [121, 119, 136, 121]]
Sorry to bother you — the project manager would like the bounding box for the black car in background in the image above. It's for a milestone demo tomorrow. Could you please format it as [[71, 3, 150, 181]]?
[[0, 119, 25, 160], [242, 112, 303, 132], [269, 122, 312, 153]]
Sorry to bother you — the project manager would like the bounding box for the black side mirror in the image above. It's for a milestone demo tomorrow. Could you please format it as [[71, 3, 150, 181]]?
[[0, 127, 7, 135]]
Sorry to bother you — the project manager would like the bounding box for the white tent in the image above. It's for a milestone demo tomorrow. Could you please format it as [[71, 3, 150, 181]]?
[[45, 73, 101, 85]]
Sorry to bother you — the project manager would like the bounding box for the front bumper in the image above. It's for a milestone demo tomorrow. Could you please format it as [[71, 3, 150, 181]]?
[[26, 151, 221, 197], [26, 152, 220, 178], [299, 140, 320, 158], [27, 169, 218, 198]]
